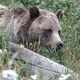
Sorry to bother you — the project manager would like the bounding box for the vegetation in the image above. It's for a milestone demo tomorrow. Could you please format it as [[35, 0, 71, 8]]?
[[0, 0, 80, 80]]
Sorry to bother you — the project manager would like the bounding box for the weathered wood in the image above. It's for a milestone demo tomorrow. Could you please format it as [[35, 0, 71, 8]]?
[[9, 42, 79, 80]]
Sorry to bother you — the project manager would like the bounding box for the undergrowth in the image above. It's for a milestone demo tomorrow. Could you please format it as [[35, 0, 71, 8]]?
[[0, 0, 80, 80]]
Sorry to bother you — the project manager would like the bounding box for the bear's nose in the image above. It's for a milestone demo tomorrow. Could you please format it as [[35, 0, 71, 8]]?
[[57, 42, 63, 49]]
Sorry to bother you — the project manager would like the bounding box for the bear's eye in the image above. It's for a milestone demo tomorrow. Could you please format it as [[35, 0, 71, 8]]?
[[47, 29, 53, 33], [58, 30, 61, 35]]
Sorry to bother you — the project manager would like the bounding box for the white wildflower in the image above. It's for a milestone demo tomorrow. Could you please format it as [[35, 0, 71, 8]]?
[[20, 44, 24, 48], [3, 49, 7, 52], [8, 60, 16, 66], [0, 4, 7, 9], [2, 70, 18, 80], [8, 60, 13, 66], [0, 49, 2, 54], [31, 75, 37, 80], [58, 74, 71, 80]]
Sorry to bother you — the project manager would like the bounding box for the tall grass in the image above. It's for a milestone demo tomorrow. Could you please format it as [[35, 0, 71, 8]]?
[[0, 0, 80, 80]]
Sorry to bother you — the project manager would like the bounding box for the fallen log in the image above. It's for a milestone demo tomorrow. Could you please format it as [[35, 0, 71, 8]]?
[[9, 42, 79, 80]]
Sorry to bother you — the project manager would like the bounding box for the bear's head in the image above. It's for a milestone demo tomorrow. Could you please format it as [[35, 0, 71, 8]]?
[[28, 6, 64, 51]]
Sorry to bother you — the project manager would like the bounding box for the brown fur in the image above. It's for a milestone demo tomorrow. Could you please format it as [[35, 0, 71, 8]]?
[[0, 6, 64, 50]]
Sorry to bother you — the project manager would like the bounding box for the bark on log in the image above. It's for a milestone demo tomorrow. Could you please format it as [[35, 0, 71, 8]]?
[[9, 42, 79, 80]]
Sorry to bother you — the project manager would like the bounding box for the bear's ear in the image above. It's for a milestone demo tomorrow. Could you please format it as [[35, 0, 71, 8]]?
[[56, 9, 64, 21], [29, 6, 40, 19]]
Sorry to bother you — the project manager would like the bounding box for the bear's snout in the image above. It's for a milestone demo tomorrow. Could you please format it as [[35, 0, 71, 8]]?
[[56, 41, 63, 50]]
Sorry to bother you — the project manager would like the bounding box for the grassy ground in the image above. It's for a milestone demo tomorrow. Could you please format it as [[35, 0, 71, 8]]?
[[0, 0, 80, 80]]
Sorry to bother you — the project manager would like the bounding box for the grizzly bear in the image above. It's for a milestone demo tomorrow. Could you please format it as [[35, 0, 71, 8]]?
[[0, 6, 64, 50]]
